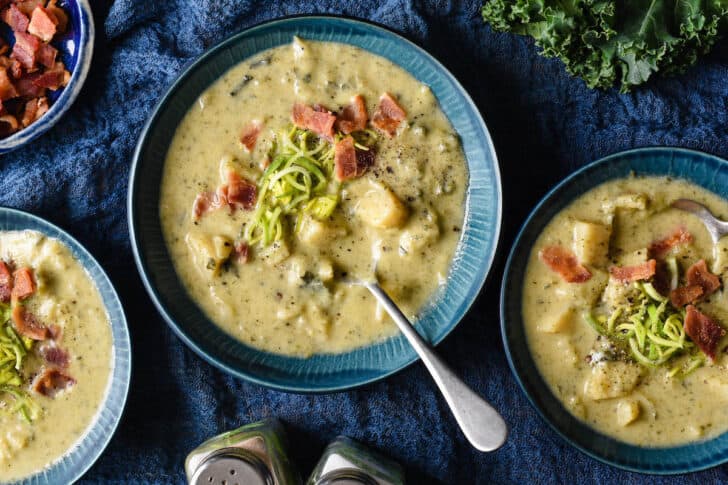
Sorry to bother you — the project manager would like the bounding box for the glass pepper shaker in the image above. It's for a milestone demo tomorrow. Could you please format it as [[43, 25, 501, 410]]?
[[185, 418, 301, 485], [307, 436, 405, 485]]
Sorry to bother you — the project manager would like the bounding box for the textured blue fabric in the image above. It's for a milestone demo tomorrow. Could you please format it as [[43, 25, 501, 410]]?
[[4, 0, 727, 483]]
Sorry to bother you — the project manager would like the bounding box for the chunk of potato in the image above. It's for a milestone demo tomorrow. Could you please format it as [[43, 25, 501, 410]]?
[[185, 232, 233, 276], [537, 305, 574, 333], [602, 193, 649, 213], [297, 215, 346, 246], [583, 361, 642, 401], [553, 335, 578, 365], [554, 269, 608, 306], [616, 399, 641, 426], [572, 220, 611, 268], [399, 207, 439, 254], [354, 182, 409, 229]]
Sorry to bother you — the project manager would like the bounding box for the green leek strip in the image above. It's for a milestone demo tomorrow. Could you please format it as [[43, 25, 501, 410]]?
[[582, 312, 605, 335], [629, 338, 655, 366], [641, 282, 667, 303], [607, 307, 622, 333]]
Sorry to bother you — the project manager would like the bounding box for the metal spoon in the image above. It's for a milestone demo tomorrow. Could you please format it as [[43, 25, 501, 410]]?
[[362, 280, 508, 452], [671, 199, 728, 244]]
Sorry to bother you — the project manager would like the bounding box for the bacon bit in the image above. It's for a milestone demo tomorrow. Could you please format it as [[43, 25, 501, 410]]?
[[27, 6, 56, 42], [45, 0, 66, 32], [334, 135, 373, 182], [11, 305, 47, 340], [0, 66, 17, 100], [226, 171, 257, 210], [0, 260, 11, 302], [239, 121, 261, 152], [15, 0, 42, 17], [3, 4, 28, 32], [21, 95, 46, 126], [609, 259, 656, 283], [291, 102, 336, 140], [38, 341, 69, 368], [372, 93, 406, 137], [32, 367, 75, 397], [685, 305, 726, 360], [670, 285, 704, 308], [11, 31, 39, 69], [32, 66, 63, 89], [336, 94, 368, 134], [192, 190, 224, 220], [233, 241, 249, 264], [686, 259, 721, 298], [37, 43, 56, 68], [11, 266, 35, 300], [539, 245, 592, 283], [14, 72, 44, 97], [48, 323, 62, 341], [648, 227, 693, 258]]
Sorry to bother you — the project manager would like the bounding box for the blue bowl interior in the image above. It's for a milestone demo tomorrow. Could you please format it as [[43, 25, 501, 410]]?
[[129, 16, 502, 392], [0, 0, 93, 153], [0, 208, 130, 485], [501, 147, 728, 474]]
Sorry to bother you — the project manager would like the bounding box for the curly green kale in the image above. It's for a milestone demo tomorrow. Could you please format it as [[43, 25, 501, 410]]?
[[482, 0, 728, 92]]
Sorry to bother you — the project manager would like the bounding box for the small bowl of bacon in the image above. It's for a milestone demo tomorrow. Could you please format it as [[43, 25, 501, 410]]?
[[0, 0, 93, 153]]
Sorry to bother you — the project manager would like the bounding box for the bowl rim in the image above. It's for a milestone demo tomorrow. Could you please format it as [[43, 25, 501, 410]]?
[[500, 145, 728, 474], [0, 206, 131, 485], [0, 0, 95, 154], [128, 14, 503, 393]]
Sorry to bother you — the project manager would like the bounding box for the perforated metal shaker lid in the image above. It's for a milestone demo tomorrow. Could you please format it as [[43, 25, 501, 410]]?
[[190, 447, 273, 485]]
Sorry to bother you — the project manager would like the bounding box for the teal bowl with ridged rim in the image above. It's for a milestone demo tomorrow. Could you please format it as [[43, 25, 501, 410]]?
[[0, 207, 130, 485], [128, 15, 502, 392], [501, 147, 728, 473]]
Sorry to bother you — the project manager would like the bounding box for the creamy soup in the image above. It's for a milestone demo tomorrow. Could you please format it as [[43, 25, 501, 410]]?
[[0, 231, 112, 481], [160, 38, 468, 357], [523, 176, 728, 446]]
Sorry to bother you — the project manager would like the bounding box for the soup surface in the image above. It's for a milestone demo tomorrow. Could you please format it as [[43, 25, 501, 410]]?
[[523, 176, 728, 446], [160, 38, 468, 357], [0, 230, 112, 481]]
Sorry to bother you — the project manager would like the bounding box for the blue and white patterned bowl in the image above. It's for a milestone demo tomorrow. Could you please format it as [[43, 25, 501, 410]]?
[[0, 0, 94, 154], [0, 207, 131, 485], [502, 147, 728, 473], [129, 16, 502, 392]]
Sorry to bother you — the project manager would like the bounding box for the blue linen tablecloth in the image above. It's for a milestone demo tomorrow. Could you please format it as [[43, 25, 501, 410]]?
[[6, 0, 727, 483]]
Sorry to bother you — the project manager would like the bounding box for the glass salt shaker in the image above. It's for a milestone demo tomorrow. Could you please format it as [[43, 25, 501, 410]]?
[[307, 436, 405, 485], [185, 418, 301, 485]]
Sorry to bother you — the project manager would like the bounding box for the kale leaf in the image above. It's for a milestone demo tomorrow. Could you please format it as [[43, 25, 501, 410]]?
[[482, 0, 728, 92]]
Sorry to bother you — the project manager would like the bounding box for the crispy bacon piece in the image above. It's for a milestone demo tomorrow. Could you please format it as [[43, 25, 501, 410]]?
[[336, 94, 368, 134], [685, 305, 726, 360], [291, 102, 336, 140], [239, 121, 261, 152], [0, 67, 17, 100], [686, 259, 721, 298], [670, 285, 704, 308], [609, 259, 656, 283], [32, 368, 75, 397], [38, 341, 69, 368], [0, 260, 11, 302], [371, 92, 406, 137], [37, 43, 57, 68], [45, 0, 66, 32], [11, 31, 39, 69], [21, 95, 47, 126], [32, 66, 63, 89], [191, 190, 225, 220], [15, 72, 44, 96], [11, 266, 35, 300], [648, 227, 693, 258], [11, 305, 47, 340], [539, 245, 592, 283], [15, 0, 42, 17], [48, 323, 62, 341], [3, 4, 28, 32], [334, 135, 373, 181], [27, 6, 56, 42], [233, 241, 249, 264], [226, 171, 257, 210]]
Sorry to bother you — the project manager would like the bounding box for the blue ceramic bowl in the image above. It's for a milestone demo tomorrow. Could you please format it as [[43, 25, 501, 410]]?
[[0, 208, 131, 485], [129, 16, 502, 392], [0, 0, 94, 154], [502, 147, 728, 473]]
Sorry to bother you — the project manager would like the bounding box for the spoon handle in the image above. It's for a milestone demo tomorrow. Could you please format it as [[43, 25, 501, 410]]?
[[365, 282, 508, 452]]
